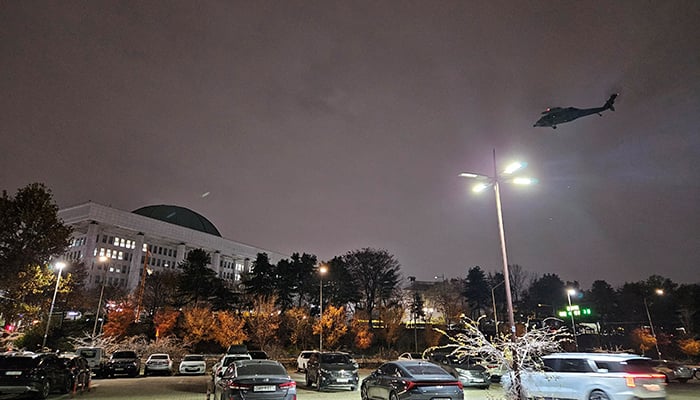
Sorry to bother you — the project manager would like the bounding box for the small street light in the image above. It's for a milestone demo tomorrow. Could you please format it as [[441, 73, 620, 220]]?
[[318, 263, 328, 352], [42, 261, 66, 349], [644, 288, 664, 358], [566, 288, 578, 351], [460, 149, 537, 334]]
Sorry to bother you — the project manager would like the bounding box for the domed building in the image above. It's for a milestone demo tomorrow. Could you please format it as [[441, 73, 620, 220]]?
[[58, 202, 287, 292]]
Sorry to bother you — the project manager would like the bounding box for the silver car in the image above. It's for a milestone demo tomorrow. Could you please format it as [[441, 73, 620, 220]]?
[[214, 359, 296, 400]]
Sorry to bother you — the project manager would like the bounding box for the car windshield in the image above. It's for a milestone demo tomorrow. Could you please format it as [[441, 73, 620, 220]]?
[[183, 355, 204, 361], [404, 364, 450, 376], [78, 350, 97, 357], [150, 355, 168, 360], [237, 364, 286, 376], [321, 354, 351, 364], [0, 357, 39, 368], [112, 351, 136, 358]]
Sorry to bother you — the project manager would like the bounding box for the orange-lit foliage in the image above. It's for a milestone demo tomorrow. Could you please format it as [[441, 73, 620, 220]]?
[[102, 304, 135, 338], [678, 338, 700, 356], [379, 306, 404, 346], [246, 296, 280, 351], [630, 327, 656, 354], [153, 308, 180, 338], [212, 311, 247, 347], [350, 312, 373, 350], [182, 306, 215, 343], [284, 307, 313, 349], [313, 305, 348, 350]]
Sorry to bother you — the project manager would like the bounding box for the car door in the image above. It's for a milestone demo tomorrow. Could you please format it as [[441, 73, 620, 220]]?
[[374, 363, 401, 399], [550, 358, 592, 400]]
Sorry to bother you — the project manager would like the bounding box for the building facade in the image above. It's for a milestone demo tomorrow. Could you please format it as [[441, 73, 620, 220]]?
[[58, 202, 288, 292]]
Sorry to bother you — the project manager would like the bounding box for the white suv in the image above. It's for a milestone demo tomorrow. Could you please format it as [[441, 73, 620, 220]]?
[[502, 352, 667, 400]]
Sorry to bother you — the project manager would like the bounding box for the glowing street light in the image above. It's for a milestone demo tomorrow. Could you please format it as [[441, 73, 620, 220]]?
[[318, 263, 328, 352], [42, 261, 66, 349], [566, 288, 578, 351], [459, 149, 537, 334], [644, 288, 664, 358]]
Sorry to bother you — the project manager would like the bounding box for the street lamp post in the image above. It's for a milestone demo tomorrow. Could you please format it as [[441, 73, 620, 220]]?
[[644, 288, 664, 358], [318, 264, 328, 352], [491, 280, 505, 332], [42, 261, 66, 350], [460, 149, 537, 334], [92, 256, 109, 337], [566, 288, 578, 351]]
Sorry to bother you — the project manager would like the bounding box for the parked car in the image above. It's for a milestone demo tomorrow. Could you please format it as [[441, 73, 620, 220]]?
[[296, 350, 316, 372], [361, 360, 464, 400], [501, 352, 667, 400], [0, 352, 74, 399], [59, 353, 91, 393], [144, 353, 173, 376], [104, 350, 141, 378], [305, 352, 359, 391], [213, 359, 296, 400], [212, 353, 252, 385], [650, 359, 693, 383], [442, 362, 490, 389], [75, 346, 107, 377], [178, 354, 207, 375], [247, 350, 269, 360]]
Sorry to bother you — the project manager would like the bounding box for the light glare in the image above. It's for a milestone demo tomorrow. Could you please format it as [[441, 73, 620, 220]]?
[[472, 183, 489, 192], [513, 177, 537, 185], [503, 161, 527, 175]]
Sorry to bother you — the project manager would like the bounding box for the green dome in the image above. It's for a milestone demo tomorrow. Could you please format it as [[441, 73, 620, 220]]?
[[132, 205, 221, 237]]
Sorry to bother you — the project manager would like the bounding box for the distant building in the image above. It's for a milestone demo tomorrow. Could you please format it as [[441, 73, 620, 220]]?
[[58, 202, 287, 291]]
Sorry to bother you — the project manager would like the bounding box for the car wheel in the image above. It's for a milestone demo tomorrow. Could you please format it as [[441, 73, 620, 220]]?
[[34, 379, 50, 399], [389, 391, 399, 400], [588, 389, 610, 400], [60, 376, 72, 394], [360, 384, 369, 400]]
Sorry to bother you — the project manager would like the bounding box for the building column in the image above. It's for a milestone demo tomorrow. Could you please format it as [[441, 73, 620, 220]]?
[[212, 251, 221, 277], [127, 233, 145, 292], [176, 243, 186, 265], [85, 221, 101, 288]]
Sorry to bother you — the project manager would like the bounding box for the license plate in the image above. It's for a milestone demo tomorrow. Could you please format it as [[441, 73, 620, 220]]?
[[336, 378, 349, 383], [115, 368, 124, 371], [5, 371, 21, 376], [253, 385, 276, 392]]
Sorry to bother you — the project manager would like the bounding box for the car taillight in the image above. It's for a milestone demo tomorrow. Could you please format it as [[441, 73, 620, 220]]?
[[625, 374, 666, 388], [405, 380, 463, 391], [227, 382, 252, 390], [279, 381, 296, 389]]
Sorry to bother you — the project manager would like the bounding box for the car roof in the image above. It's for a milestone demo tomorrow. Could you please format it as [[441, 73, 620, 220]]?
[[542, 352, 648, 361]]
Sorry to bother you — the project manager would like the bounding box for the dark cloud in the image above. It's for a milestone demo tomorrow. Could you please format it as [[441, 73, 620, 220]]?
[[1, 1, 698, 288]]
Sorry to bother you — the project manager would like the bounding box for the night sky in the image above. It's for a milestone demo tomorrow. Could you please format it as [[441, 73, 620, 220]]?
[[2, 2, 698, 288]]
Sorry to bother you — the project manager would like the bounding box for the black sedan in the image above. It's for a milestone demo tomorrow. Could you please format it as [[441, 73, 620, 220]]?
[[0, 352, 73, 399], [361, 360, 464, 400], [214, 359, 296, 400]]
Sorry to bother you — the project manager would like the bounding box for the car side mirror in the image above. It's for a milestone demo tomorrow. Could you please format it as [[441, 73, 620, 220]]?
[[217, 371, 223, 377], [375, 369, 384, 376]]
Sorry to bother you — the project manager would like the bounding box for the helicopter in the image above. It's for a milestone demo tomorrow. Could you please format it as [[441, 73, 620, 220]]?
[[534, 94, 618, 129]]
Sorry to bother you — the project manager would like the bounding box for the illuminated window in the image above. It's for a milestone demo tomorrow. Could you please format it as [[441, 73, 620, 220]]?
[[143, 243, 148, 252], [118, 251, 123, 260], [113, 237, 119, 246], [119, 238, 125, 247]]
